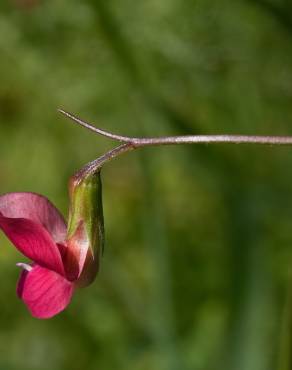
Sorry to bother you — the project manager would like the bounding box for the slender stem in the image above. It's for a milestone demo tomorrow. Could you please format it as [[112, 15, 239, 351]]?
[[131, 135, 292, 146], [58, 109, 133, 142], [72, 143, 134, 182], [59, 109, 292, 147], [58, 108, 292, 175]]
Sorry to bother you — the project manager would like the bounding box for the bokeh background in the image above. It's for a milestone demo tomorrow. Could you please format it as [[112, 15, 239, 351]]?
[[1, 1, 292, 369]]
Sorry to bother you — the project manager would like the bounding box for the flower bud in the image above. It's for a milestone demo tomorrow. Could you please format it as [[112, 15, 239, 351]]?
[[65, 171, 104, 287]]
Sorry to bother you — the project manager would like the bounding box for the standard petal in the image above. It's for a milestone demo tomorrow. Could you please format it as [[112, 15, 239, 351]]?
[[0, 214, 65, 275], [0, 192, 66, 243], [20, 265, 74, 319]]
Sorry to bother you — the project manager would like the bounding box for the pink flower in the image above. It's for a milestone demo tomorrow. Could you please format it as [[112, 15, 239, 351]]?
[[0, 173, 104, 319]]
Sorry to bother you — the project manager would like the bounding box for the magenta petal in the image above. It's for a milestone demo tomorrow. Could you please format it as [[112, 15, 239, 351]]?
[[17, 269, 29, 298], [65, 221, 88, 281], [0, 192, 66, 243], [21, 265, 74, 319], [0, 215, 65, 275]]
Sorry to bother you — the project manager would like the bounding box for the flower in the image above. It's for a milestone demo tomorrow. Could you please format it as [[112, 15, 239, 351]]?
[[0, 172, 104, 319]]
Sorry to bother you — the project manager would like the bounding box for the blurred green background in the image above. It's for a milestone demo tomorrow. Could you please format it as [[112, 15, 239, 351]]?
[[1, 1, 292, 369]]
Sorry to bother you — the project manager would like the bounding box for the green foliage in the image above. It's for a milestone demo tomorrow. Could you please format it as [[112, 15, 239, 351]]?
[[0, 0, 292, 369]]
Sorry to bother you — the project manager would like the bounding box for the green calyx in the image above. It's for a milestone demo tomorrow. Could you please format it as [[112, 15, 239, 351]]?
[[67, 171, 104, 286]]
